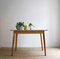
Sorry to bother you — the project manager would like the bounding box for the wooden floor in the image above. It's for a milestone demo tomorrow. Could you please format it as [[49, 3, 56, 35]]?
[[0, 48, 60, 59]]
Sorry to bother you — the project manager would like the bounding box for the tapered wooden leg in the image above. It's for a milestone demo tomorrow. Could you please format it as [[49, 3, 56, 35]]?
[[15, 33, 18, 51], [40, 33, 43, 51], [43, 31, 46, 56], [11, 31, 15, 56]]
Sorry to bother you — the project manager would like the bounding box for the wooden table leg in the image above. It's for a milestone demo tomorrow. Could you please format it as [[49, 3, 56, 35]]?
[[40, 33, 43, 51], [11, 31, 15, 56], [43, 31, 46, 56], [15, 33, 18, 51]]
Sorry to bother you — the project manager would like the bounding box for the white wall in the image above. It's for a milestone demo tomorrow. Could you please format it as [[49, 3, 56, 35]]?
[[0, 20, 1, 47], [0, 0, 60, 48], [59, 0, 60, 46]]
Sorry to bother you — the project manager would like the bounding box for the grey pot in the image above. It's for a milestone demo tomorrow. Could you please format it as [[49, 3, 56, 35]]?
[[17, 26, 23, 30]]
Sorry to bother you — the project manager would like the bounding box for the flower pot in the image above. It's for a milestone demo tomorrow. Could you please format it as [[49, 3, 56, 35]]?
[[16, 26, 23, 30], [29, 26, 31, 30]]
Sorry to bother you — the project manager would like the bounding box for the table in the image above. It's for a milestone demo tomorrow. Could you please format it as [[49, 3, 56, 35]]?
[[11, 30, 47, 56]]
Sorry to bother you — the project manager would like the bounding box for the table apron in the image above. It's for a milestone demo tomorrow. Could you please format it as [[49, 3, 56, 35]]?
[[14, 31, 44, 34]]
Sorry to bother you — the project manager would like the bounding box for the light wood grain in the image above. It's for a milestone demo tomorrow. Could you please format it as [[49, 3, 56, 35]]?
[[11, 30, 47, 56]]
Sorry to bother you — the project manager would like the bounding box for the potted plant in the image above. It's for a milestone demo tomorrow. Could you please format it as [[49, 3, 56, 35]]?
[[16, 22, 24, 30], [29, 23, 34, 30]]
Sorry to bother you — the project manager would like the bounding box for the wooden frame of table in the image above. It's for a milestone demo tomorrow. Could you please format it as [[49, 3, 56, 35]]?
[[11, 30, 47, 56]]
